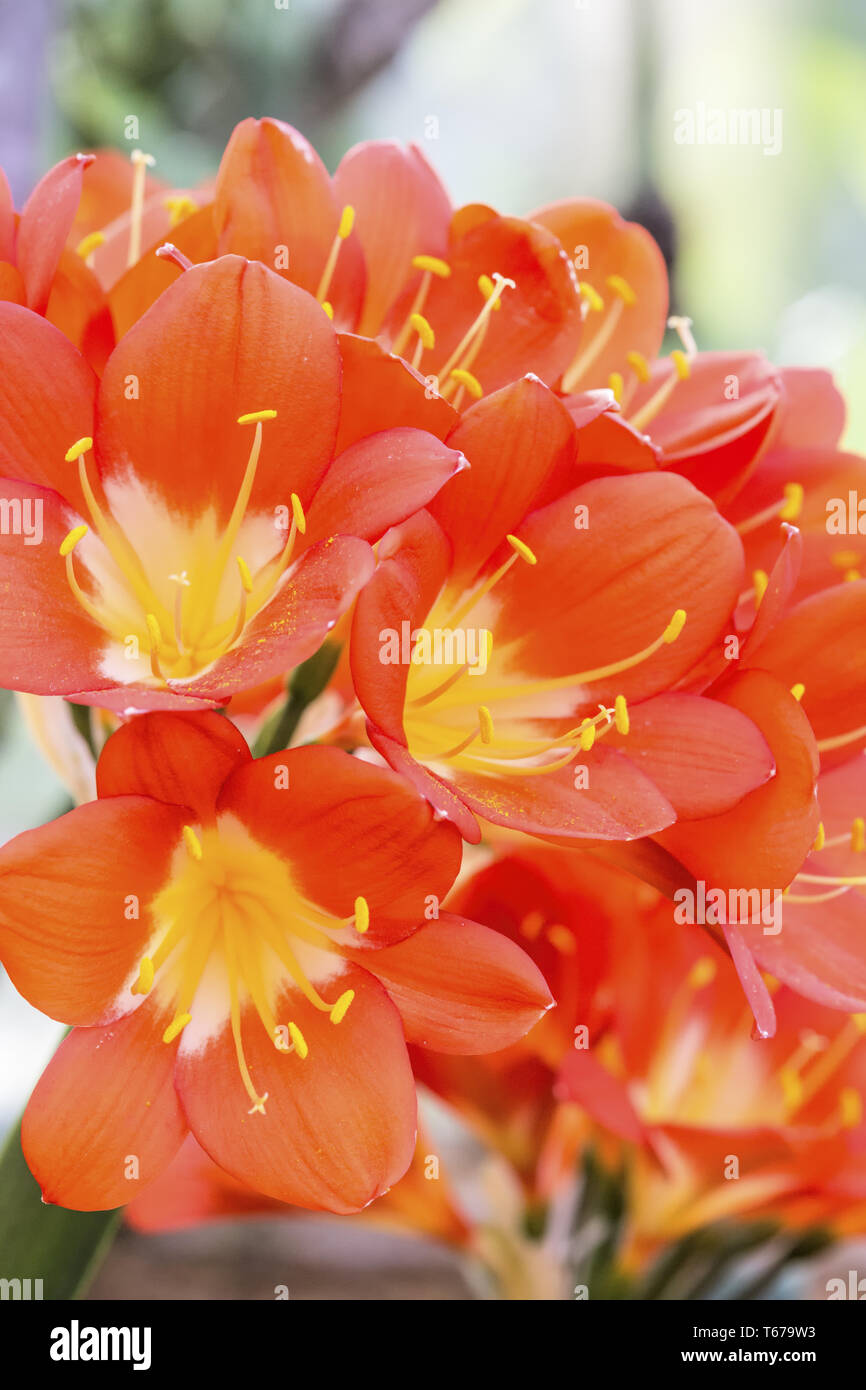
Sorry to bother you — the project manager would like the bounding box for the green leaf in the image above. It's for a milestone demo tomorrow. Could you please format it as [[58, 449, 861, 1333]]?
[[253, 641, 342, 757], [0, 1121, 121, 1300]]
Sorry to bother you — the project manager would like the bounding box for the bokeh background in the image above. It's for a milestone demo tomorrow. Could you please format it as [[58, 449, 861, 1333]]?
[[1, 0, 865, 1297]]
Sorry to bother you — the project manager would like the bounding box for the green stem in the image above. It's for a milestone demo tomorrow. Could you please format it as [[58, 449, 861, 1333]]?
[[253, 641, 342, 757], [0, 1121, 121, 1300], [68, 701, 97, 759]]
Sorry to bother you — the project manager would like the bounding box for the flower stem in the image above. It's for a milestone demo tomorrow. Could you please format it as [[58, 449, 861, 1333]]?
[[253, 641, 342, 756]]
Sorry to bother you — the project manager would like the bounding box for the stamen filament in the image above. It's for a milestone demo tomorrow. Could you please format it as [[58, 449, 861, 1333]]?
[[736, 483, 803, 536], [562, 282, 628, 393], [316, 204, 355, 305], [784, 885, 852, 904], [224, 920, 268, 1111], [146, 613, 166, 682], [817, 725, 866, 754], [70, 441, 169, 627], [442, 535, 535, 631], [436, 272, 515, 384], [128, 150, 156, 268], [628, 350, 690, 433], [436, 610, 687, 706]]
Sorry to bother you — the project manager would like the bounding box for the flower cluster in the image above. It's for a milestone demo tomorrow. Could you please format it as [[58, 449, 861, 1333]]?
[[0, 120, 863, 1287]]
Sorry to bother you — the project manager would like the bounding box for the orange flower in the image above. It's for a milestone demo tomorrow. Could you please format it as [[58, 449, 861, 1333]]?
[[730, 755, 866, 1014], [417, 846, 866, 1256], [559, 884, 866, 1256], [125, 1131, 471, 1249], [90, 119, 583, 415], [0, 712, 551, 1212], [0, 255, 466, 710], [350, 376, 777, 844]]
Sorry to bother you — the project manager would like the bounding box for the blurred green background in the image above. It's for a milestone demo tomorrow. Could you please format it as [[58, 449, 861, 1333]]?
[[3, 0, 866, 450], [1, 0, 865, 1296]]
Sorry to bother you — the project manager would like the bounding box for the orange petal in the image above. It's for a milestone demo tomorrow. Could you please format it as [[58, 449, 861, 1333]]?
[[22, 995, 188, 1211], [175, 968, 416, 1213]]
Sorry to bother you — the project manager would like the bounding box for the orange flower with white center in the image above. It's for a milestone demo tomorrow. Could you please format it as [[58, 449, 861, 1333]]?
[[87, 118, 583, 416], [0, 254, 465, 712], [351, 376, 777, 845], [0, 712, 552, 1213], [560, 893, 866, 1255]]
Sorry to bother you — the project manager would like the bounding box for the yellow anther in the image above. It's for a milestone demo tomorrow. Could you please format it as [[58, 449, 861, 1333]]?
[[59, 524, 88, 557], [163, 1013, 192, 1045], [833, 549, 861, 569], [354, 895, 370, 934], [578, 281, 604, 313], [478, 705, 494, 744], [330, 989, 355, 1025], [288, 1021, 309, 1058], [780, 1067, 803, 1111], [844, 568, 861, 582], [852, 817, 865, 853], [75, 231, 105, 259], [506, 534, 537, 566], [338, 205, 355, 239], [237, 410, 277, 425], [608, 371, 623, 404], [668, 315, 698, 356], [841, 1087, 862, 1129], [131, 956, 154, 996], [145, 613, 167, 682], [832, 550, 860, 570], [626, 349, 650, 382], [321, 300, 334, 320], [614, 694, 629, 736], [579, 719, 596, 752], [546, 924, 576, 955], [687, 956, 717, 990], [753, 570, 769, 606], [182, 824, 203, 861], [670, 348, 690, 381], [519, 910, 545, 941], [237, 556, 253, 594], [291, 492, 306, 535], [478, 273, 503, 308], [450, 367, 483, 399], [605, 273, 636, 307], [145, 612, 163, 650], [854, 1014, 866, 1035], [662, 609, 687, 644], [791, 682, 805, 702], [412, 254, 451, 278], [813, 822, 825, 852], [410, 312, 436, 349], [779, 482, 803, 522], [65, 436, 93, 463], [163, 194, 198, 227]]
